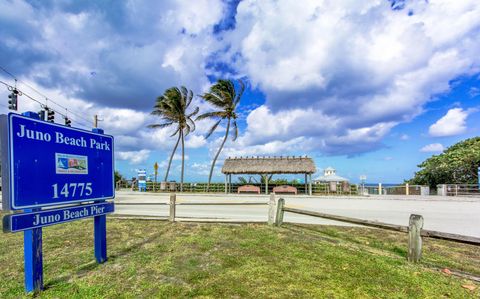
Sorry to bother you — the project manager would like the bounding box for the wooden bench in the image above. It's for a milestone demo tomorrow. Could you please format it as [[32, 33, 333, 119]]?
[[238, 185, 260, 194], [273, 185, 297, 195]]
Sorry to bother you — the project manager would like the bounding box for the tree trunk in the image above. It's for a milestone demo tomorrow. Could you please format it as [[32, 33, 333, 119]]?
[[180, 129, 185, 192], [165, 133, 181, 182], [207, 118, 230, 191]]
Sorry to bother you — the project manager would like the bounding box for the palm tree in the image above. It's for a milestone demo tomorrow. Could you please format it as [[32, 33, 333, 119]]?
[[197, 79, 245, 191], [148, 86, 199, 192]]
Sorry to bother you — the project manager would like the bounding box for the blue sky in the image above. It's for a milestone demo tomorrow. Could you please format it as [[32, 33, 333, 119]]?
[[0, 0, 479, 183]]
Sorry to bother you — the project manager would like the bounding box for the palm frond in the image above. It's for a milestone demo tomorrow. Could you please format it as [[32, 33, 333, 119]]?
[[231, 119, 239, 141], [180, 86, 188, 108], [184, 124, 191, 136], [196, 111, 225, 121], [205, 119, 222, 139], [201, 92, 226, 107], [188, 106, 200, 118], [147, 122, 174, 129], [234, 79, 245, 106], [186, 89, 193, 107], [170, 126, 180, 137], [186, 117, 196, 133]]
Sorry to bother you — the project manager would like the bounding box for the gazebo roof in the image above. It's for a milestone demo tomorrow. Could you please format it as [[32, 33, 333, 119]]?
[[222, 156, 316, 174], [314, 174, 349, 182]]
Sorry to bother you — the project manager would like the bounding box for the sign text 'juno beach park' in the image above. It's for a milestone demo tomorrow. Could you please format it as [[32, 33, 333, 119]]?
[[1, 112, 115, 293]]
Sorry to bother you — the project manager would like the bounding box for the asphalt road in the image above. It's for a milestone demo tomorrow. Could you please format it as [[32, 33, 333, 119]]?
[[113, 191, 480, 238]]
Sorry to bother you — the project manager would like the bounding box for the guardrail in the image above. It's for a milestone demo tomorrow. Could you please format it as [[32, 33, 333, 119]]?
[[437, 184, 480, 197]]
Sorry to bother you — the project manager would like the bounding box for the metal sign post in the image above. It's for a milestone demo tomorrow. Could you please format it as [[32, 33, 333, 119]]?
[[1, 112, 115, 293]]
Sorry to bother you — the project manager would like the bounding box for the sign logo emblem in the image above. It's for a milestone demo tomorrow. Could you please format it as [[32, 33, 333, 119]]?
[[55, 153, 88, 174]]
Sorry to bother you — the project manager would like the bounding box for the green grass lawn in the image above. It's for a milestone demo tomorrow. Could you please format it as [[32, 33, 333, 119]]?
[[0, 217, 479, 298]]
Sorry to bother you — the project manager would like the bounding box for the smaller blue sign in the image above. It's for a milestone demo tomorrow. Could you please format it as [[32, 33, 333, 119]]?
[[3, 202, 114, 232]]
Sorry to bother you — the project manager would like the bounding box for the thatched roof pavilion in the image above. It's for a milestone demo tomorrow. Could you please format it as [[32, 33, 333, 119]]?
[[222, 156, 316, 174], [221, 156, 316, 195]]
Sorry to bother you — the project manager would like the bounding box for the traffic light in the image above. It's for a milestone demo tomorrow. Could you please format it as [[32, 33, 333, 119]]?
[[8, 91, 18, 110], [64, 117, 71, 127], [46, 108, 55, 122], [38, 110, 45, 121]]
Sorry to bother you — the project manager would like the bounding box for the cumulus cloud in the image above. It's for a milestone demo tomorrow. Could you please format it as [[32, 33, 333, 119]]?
[[420, 143, 445, 153], [429, 108, 470, 137], [0, 0, 224, 110], [216, 0, 480, 154], [1, 0, 480, 160], [116, 149, 151, 164]]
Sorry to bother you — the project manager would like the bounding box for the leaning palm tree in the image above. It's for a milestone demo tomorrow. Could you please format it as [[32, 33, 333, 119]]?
[[197, 79, 245, 191], [148, 86, 199, 192]]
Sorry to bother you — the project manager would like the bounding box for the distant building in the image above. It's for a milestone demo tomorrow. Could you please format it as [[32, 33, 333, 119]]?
[[314, 167, 348, 184]]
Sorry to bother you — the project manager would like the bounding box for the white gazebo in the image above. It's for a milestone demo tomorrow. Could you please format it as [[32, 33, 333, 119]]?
[[314, 167, 348, 184]]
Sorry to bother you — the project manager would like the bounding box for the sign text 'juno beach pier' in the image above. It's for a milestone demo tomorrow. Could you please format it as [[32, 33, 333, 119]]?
[[1, 113, 115, 293]]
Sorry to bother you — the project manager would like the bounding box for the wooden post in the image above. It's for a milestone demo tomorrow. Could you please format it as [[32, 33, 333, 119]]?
[[265, 174, 269, 194], [268, 193, 276, 225], [308, 174, 312, 196], [229, 174, 232, 193], [304, 173, 308, 195], [406, 183, 409, 195], [408, 214, 423, 262], [275, 198, 285, 226], [378, 183, 382, 195], [169, 193, 176, 222], [225, 175, 228, 194]]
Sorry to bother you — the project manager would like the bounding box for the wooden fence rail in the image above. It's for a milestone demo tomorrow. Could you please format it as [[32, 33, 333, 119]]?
[[281, 207, 409, 233], [115, 202, 266, 206], [112, 194, 479, 263], [277, 203, 480, 262]]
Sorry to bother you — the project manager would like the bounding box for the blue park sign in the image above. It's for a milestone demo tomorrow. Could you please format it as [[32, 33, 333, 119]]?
[[1, 112, 115, 293], [1, 113, 114, 211]]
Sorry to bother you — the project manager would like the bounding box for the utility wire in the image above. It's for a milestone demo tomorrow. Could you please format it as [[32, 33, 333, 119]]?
[[0, 80, 91, 129], [0, 65, 94, 124]]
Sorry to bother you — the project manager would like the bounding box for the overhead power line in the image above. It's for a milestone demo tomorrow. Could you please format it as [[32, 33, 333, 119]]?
[[0, 80, 92, 129], [0, 65, 94, 125]]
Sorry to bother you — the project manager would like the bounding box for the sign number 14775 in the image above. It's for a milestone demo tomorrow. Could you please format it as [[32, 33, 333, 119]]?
[[52, 183, 92, 199]]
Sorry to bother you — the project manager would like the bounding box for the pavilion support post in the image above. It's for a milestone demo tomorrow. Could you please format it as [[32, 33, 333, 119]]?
[[229, 174, 232, 193], [224, 174, 228, 194], [305, 173, 307, 194], [265, 174, 269, 194], [308, 174, 312, 196]]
